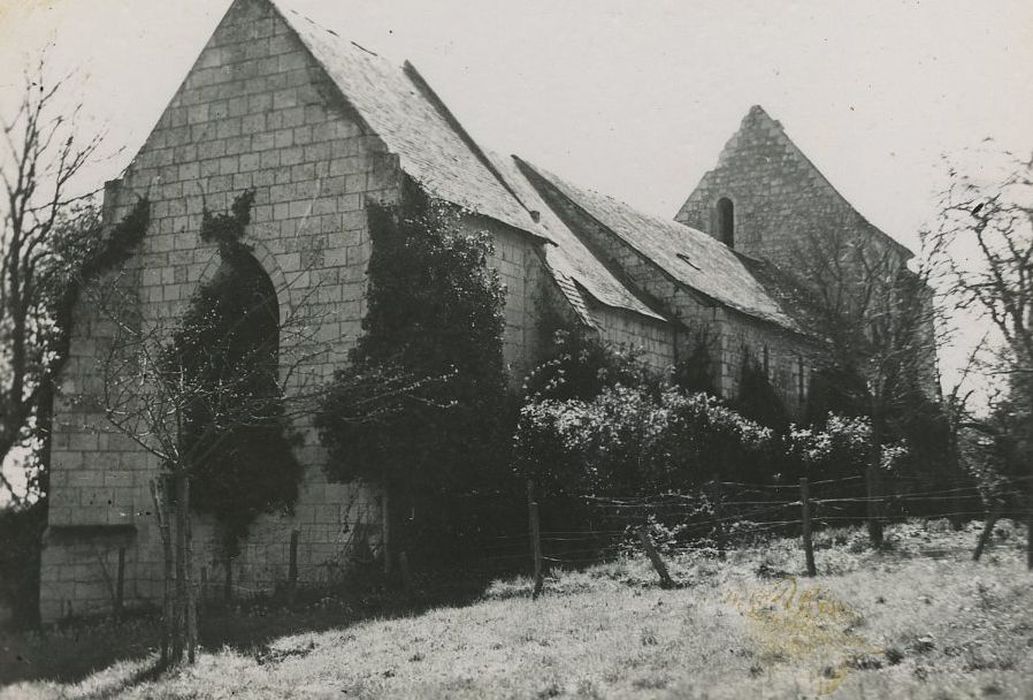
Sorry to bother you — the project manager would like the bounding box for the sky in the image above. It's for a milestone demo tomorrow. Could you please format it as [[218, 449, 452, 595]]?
[[1, 0, 1032, 499], [2, 0, 1032, 247]]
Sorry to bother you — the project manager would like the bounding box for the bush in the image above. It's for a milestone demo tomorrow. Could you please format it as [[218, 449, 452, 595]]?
[[514, 385, 777, 497], [521, 328, 658, 402], [733, 356, 790, 432], [786, 413, 877, 484]]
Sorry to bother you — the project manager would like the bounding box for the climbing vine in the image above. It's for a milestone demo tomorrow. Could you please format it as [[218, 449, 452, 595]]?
[[315, 180, 508, 562], [164, 190, 302, 555]]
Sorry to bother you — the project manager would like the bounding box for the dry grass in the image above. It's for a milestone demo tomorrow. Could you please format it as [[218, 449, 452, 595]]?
[[3, 519, 1033, 699]]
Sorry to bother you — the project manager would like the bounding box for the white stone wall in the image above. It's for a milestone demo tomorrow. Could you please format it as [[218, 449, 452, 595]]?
[[590, 302, 676, 373], [40, 0, 396, 622], [713, 309, 813, 418]]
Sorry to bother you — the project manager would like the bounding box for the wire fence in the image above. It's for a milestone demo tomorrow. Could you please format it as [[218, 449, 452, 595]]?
[[443, 472, 1033, 582]]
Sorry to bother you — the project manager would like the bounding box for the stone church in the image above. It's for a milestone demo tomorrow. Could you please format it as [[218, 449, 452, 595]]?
[[39, 0, 916, 621]]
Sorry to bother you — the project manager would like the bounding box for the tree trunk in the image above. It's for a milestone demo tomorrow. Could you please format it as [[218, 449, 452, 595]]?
[[150, 478, 174, 667], [35, 379, 54, 503], [1027, 477, 1033, 571], [973, 499, 1002, 561], [223, 548, 234, 604], [184, 475, 197, 664], [172, 471, 188, 664]]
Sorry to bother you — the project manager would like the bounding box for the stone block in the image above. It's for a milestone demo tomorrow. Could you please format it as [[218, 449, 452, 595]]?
[[280, 146, 304, 166], [187, 104, 209, 125]]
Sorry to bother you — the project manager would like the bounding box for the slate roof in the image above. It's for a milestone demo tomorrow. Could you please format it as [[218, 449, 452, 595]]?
[[734, 254, 824, 336], [517, 160, 802, 332], [271, 0, 668, 326], [268, 0, 807, 335], [275, 3, 545, 240], [483, 150, 665, 322]]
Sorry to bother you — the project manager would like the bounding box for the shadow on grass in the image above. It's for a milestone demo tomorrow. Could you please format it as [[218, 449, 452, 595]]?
[[0, 565, 518, 691]]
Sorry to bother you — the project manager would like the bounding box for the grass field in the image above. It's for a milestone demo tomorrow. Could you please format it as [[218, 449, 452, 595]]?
[[3, 519, 1032, 698]]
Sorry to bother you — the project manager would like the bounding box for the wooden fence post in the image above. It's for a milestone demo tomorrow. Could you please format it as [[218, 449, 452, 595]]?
[[115, 547, 126, 620], [800, 478, 816, 577], [637, 525, 675, 589], [711, 475, 726, 560], [527, 479, 544, 599], [973, 500, 1002, 562], [287, 529, 299, 606]]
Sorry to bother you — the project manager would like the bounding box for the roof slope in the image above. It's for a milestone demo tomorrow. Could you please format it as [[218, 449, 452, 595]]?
[[272, 1, 543, 239], [268, 0, 668, 326], [519, 160, 801, 331], [483, 151, 665, 322]]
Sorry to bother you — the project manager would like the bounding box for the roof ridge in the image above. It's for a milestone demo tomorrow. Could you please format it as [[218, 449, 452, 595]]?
[[401, 61, 541, 227], [515, 156, 712, 318]]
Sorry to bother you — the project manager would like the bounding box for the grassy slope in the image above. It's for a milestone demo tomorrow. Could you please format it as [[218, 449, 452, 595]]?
[[3, 520, 1032, 699]]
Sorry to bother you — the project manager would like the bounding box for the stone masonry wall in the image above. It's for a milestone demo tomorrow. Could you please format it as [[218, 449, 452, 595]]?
[[676, 106, 936, 404], [40, 0, 400, 622], [589, 302, 676, 373], [524, 157, 817, 414], [466, 217, 552, 385], [675, 106, 907, 272], [713, 309, 813, 419], [523, 168, 721, 346], [38, 0, 575, 622]]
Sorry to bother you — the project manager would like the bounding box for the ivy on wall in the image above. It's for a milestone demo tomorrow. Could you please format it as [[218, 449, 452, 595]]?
[[315, 179, 508, 561], [165, 190, 302, 555]]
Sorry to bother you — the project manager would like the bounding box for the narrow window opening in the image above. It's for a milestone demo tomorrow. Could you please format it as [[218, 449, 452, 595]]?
[[797, 356, 806, 404], [763, 345, 770, 376], [715, 197, 734, 247]]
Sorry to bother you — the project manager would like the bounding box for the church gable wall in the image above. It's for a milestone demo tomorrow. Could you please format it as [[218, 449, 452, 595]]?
[[675, 107, 904, 271], [40, 0, 399, 622]]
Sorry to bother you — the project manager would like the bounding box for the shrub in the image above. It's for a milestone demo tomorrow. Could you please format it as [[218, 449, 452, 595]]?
[[670, 330, 718, 397], [786, 413, 876, 483], [733, 356, 790, 432], [521, 328, 658, 402], [514, 385, 777, 497]]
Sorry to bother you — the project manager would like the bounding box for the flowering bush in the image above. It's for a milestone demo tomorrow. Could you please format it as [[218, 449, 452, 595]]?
[[514, 385, 778, 496], [786, 413, 908, 482], [521, 328, 657, 402]]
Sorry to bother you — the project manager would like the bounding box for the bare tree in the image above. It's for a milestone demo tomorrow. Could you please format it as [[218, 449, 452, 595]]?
[[933, 151, 1033, 566], [0, 60, 104, 503], [94, 275, 313, 662], [784, 221, 946, 546]]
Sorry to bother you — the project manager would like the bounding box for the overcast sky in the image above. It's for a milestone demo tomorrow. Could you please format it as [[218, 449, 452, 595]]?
[[2, 0, 1032, 252]]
